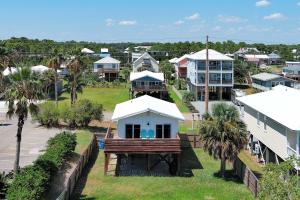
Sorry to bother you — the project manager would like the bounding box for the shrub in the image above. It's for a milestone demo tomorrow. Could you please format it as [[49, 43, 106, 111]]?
[[0, 172, 8, 199], [6, 131, 77, 200], [182, 91, 195, 103], [62, 99, 103, 127], [34, 102, 60, 127], [6, 165, 50, 200]]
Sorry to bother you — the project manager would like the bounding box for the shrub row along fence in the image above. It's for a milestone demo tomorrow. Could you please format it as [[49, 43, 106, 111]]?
[[56, 134, 98, 200], [181, 134, 260, 197], [233, 157, 260, 198]]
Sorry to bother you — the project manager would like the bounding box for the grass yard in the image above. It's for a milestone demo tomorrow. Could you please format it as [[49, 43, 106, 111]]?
[[168, 86, 190, 113], [79, 149, 254, 200], [179, 120, 200, 134], [55, 85, 129, 111], [238, 150, 264, 176], [75, 131, 94, 154]]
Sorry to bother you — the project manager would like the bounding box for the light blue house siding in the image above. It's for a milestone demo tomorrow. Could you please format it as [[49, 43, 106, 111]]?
[[252, 77, 294, 91]]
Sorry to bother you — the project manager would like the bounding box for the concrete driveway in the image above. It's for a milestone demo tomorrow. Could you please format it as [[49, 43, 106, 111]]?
[[0, 116, 61, 173]]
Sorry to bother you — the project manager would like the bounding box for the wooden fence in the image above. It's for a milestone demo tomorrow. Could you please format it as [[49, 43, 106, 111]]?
[[56, 134, 98, 200], [233, 157, 260, 197], [180, 134, 203, 148]]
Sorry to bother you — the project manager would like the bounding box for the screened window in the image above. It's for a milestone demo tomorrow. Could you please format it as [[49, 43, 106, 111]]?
[[125, 124, 133, 138], [156, 124, 171, 138], [97, 64, 103, 69], [156, 125, 163, 138], [134, 125, 141, 138]]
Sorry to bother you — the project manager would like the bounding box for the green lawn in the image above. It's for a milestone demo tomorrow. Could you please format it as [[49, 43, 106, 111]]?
[[79, 149, 254, 200], [55, 85, 130, 111], [168, 86, 189, 113], [238, 150, 264, 176], [75, 131, 94, 154], [179, 120, 200, 134]]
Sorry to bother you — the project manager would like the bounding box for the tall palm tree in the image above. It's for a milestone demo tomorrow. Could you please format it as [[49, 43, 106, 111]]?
[[5, 67, 44, 175], [67, 56, 83, 104], [48, 56, 62, 107], [199, 103, 247, 177]]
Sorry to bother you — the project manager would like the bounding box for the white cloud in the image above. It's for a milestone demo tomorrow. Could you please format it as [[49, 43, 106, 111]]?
[[264, 13, 284, 20], [185, 13, 199, 20], [118, 20, 137, 26], [218, 15, 247, 23], [256, 0, 270, 7], [105, 18, 115, 26], [174, 20, 184, 25]]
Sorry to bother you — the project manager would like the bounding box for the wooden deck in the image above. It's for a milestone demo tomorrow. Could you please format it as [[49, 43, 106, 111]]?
[[131, 85, 167, 92], [104, 127, 181, 154]]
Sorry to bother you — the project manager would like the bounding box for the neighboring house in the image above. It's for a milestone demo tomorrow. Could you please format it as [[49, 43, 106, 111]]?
[[174, 54, 189, 79], [104, 95, 184, 175], [81, 48, 95, 54], [57, 64, 69, 77], [268, 52, 281, 65], [186, 49, 234, 101], [251, 73, 297, 91], [283, 61, 300, 81], [100, 48, 110, 58], [93, 56, 121, 81], [132, 52, 143, 63], [132, 52, 160, 72], [130, 70, 167, 99], [169, 57, 178, 64], [237, 85, 300, 167], [234, 47, 260, 59], [244, 54, 269, 67]]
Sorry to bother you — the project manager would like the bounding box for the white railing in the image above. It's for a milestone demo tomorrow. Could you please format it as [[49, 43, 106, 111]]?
[[287, 146, 299, 158]]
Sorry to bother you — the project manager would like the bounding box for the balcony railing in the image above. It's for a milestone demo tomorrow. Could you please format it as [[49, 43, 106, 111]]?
[[104, 128, 181, 154], [132, 84, 167, 91], [287, 146, 299, 158]]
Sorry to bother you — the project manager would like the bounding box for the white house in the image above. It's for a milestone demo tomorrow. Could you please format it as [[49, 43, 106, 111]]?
[[111, 95, 184, 139], [93, 56, 121, 81], [237, 85, 300, 165], [186, 49, 234, 101], [81, 48, 95, 54], [244, 54, 269, 66], [132, 52, 160, 72]]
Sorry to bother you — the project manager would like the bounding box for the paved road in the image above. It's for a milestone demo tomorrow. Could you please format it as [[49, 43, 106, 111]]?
[[0, 116, 61, 173]]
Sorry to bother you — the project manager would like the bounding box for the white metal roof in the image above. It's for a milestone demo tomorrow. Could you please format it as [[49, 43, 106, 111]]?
[[244, 54, 269, 59], [31, 65, 49, 73], [94, 56, 121, 64], [81, 48, 95, 54], [130, 70, 164, 81], [237, 85, 300, 131], [101, 48, 109, 53], [187, 49, 234, 61], [169, 57, 178, 63], [3, 67, 17, 76], [251, 73, 281, 81], [286, 61, 300, 65], [112, 95, 185, 121], [175, 54, 189, 63]]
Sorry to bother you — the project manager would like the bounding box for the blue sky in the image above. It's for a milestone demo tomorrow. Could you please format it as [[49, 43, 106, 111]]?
[[1, 0, 300, 44]]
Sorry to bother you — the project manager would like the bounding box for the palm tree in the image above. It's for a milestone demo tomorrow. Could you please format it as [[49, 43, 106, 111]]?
[[5, 67, 44, 175], [199, 103, 247, 177], [48, 56, 62, 107], [67, 56, 83, 104], [64, 74, 85, 105]]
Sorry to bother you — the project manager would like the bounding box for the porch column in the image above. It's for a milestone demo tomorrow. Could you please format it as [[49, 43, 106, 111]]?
[[104, 153, 109, 175], [176, 154, 181, 175], [265, 148, 270, 164], [219, 87, 223, 100]]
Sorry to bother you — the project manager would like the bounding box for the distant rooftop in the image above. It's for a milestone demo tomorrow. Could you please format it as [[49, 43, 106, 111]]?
[[251, 73, 281, 81], [187, 49, 233, 61]]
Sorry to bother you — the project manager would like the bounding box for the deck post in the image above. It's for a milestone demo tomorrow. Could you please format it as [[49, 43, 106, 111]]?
[[147, 154, 150, 171], [104, 153, 109, 175], [176, 154, 181, 175], [250, 134, 254, 155]]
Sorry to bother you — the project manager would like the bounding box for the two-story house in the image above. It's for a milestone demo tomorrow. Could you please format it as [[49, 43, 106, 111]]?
[[132, 52, 160, 72], [174, 54, 189, 79], [104, 95, 184, 175], [237, 85, 300, 167], [186, 49, 234, 101], [130, 70, 167, 99], [93, 56, 121, 81]]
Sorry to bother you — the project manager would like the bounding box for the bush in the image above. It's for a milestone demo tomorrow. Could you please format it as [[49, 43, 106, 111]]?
[[0, 172, 8, 199], [182, 91, 195, 103], [6, 165, 50, 200], [62, 99, 103, 127], [34, 102, 60, 127], [6, 131, 77, 200]]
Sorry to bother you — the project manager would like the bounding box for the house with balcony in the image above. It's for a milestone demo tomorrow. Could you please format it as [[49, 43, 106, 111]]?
[[251, 73, 297, 91], [132, 52, 160, 72], [130, 70, 167, 99], [283, 61, 300, 81], [174, 54, 189, 79], [237, 85, 300, 168], [93, 56, 121, 81], [186, 49, 234, 101], [104, 95, 184, 175]]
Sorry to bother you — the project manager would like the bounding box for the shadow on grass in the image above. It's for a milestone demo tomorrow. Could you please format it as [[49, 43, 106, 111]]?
[[71, 150, 99, 200], [180, 147, 203, 177], [0, 123, 12, 127], [213, 170, 244, 184]]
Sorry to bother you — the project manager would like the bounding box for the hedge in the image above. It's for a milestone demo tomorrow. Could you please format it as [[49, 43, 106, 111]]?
[[6, 131, 77, 200]]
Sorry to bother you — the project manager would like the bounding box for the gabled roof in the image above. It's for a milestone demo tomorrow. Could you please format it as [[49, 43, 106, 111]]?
[[169, 57, 178, 63], [31, 65, 49, 73], [237, 85, 300, 131], [251, 73, 281, 81], [112, 95, 185, 121], [187, 49, 234, 61], [94, 56, 121, 64], [130, 70, 164, 81], [175, 54, 189, 63], [268, 52, 281, 59], [81, 48, 94, 54], [133, 52, 158, 65]]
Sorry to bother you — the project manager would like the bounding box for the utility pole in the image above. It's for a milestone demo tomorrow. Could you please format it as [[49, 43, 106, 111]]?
[[205, 35, 209, 113]]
